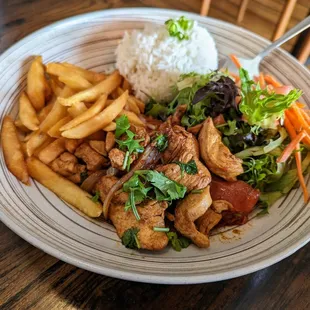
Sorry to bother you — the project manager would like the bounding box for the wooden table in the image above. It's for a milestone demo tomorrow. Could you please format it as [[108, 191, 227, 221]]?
[[1, 1, 310, 309]]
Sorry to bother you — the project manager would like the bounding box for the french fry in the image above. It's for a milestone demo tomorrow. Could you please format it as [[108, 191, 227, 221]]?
[[37, 100, 55, 123], [116, 88, 140, 114], [19, 92, 40, 131], [38, 137, 66, 164], [25, 131, 49, 157], [105, 132, 115, 152], [49, 76, 64, 96], [58, 75, 92, 91], [44, 78, 52, 101], [64, 138, 84, 153], [62, 62, 106, 84], [27, 56, 46, 111], [119, 110, 145, 127], [26, 157, 102, 217], [132, 97, 145, 113], [61, 91, 128, 139], [39, 86, 73, 133], [89, 140, 107, 156], [15, 118, 31, 133], [33, 136, 55, 157], [67, 102, 88, 118], [60, 94, 107, 131], [47, 116, 72, 138], [58, 71, 121, 107], [103, 122, 116, 132], [122, 79, 131, 92], [1, 116, 29, 184]]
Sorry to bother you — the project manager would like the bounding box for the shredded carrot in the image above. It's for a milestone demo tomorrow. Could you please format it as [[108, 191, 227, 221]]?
[[290, 105, 310, 145], [230, 54, 241, 69], [264, 75, 282, 88], [299, 108, 310, 125], [228, 71, 240, 82], [277, 130, 307, 163], [296, 102, 305, 108], [285, 110, 303, 132], [295, 143, 309, 202], [284, 118, 309, 202], [259, 72, 266, 89]]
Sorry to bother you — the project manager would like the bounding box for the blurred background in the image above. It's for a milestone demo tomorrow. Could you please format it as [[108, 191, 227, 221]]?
[[0, 0, 309, 64]]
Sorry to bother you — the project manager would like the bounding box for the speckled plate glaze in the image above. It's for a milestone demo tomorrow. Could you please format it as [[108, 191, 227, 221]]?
[[0, 8, 310, 284]]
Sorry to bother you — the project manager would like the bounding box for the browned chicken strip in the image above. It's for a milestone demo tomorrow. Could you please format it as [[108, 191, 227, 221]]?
[[110, 200, 169, 251], [108, 148, 135, 171], [96, 175, 128, 205], [199, 117, 243, 181], [196, 209, 222, 235], [174, 186, 212, 248], [156, 160, 211, 192], [75, 142, 108, 170]]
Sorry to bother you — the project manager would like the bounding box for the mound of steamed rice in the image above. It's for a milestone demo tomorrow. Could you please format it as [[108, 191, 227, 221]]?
[[115, 20, 218, 102]]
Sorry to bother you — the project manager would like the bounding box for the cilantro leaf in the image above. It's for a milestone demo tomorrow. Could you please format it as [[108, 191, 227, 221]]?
[[115, 115, 130, 138], [154, 134, 168, 152], [239, 68, 302, 128], [121, 228, 140, 249], [165, 16, 194, 41], [91, 190, 100, 203], [174, 160, 198, 178], [167, 232, 191, 251]]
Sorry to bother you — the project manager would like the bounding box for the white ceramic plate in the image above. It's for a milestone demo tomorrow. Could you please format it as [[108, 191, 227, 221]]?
[[1, 8, 310, 284]]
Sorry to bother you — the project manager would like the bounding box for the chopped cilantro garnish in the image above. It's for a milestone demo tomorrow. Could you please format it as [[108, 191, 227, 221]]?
[[91, 190, 100, 203], [165, 16, 194, 41], [154, 134, 168, 152], [121, 228, 140, 249], [167, 232, 191, 251], [174, 159, 198, 178]]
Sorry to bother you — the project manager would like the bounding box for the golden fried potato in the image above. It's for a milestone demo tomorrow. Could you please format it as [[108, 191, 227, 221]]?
[[26, 157, 102, 217], [1, 116, 29, 184], [37, 137, 66, 164], [105, 132, 115, 152], [37, 99, 55, 123], [120, 110, 144, 127], [49, 76, 64, 96], [67, 102, 88, 118], [102, 122, 116, 132], [19, 92, 40, 131], [27, 56, 46, 111], [116, 88, 140, 115], [58, 71, 121, 107], [61, 91, 128, 139], [62, 63, 106, 84], [58, 75, 92, 91], [47, 116, 72, 138], [39, 86, 73, 133], [60, 94, 107, 131], [25, 131, 49, 157], [64, 138, 84, 153], [14, 118, 31, 133]]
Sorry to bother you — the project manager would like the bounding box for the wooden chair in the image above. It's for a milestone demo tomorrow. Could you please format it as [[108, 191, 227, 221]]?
[[200, 0, 309, 64]]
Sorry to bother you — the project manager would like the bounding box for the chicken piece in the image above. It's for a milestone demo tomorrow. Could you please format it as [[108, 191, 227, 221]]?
[[64, 138, 84, 153], [196, 209, 222, 235], [108, 148, 135, 171], [75, 142, 108, 170], [130, 125, 150, 147], [171, 104, 187, 125], [199, 117, 243, 181], [174, 186, 212, 248], [156, 160, 211, 192], [210, 177, 260, 214], [160, 120, 199, 163], [50, 152, 86, 183], [96, 175, 128, 204], [212, 200, 231, 213], [110, 200, 169, 251]]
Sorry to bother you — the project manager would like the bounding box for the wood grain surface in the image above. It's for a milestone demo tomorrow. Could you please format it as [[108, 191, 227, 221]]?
[[1, 1, 310, 309]]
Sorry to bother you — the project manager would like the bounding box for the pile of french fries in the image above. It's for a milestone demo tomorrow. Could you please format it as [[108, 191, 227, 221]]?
[[0, 56, 145, 218]]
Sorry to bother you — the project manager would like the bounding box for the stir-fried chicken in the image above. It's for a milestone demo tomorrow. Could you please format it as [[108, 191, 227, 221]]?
[[196, 209, 222, 235], [64, 139, 84, 153], [199, 117, 243, 181], [130, 125, 150, 147], [50, 152, 86, 183], [174, 186, 212, 248], [157, 119, 211, 191], [156, 160, 211, 192], [75, 142, 108, 170], [96, 175, 128, 204], [108, 148, 135, 171], [110, 200, 169, 251]]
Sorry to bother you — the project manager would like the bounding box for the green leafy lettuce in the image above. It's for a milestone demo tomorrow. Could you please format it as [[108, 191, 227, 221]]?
[[239, 68, 302, 128]]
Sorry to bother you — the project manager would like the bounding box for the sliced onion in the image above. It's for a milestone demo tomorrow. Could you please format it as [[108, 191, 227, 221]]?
[[81, 170, 106, 193], [107, 167, 119, 176], [103, 144, 160, 219]]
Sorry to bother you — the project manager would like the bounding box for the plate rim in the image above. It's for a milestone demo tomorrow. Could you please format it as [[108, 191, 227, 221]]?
[[0, 7, 310, 284]]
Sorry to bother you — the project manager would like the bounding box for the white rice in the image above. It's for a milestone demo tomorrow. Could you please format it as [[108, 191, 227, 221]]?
[[115, 20, 218, 102]]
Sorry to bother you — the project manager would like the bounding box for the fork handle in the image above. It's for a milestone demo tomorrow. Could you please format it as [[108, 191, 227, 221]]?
[[257, 15, 310, 60]]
